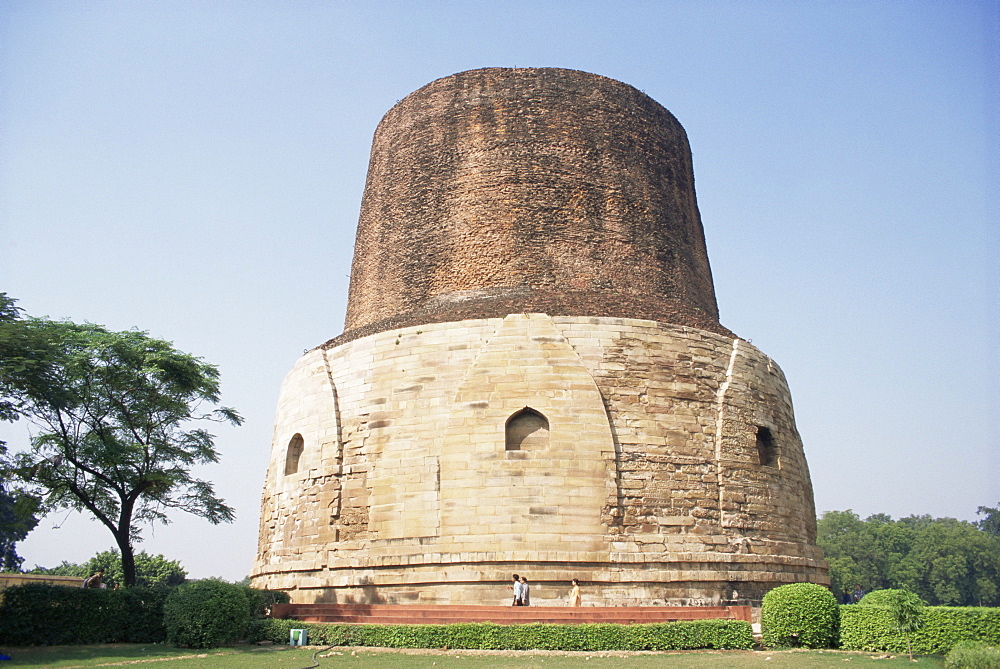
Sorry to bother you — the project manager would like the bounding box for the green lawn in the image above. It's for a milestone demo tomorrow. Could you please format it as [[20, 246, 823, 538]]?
[[0, 645, 947, 669]]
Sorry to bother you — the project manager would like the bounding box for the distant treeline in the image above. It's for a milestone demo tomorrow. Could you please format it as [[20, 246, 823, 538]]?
[[26, 549, 187, 589], [817, 505, 1000, 606]]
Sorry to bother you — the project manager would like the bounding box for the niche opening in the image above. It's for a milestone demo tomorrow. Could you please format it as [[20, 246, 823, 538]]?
[[505, 408, 549, 451], [756, 426, 776, 467], [284, 433, 304, 475]]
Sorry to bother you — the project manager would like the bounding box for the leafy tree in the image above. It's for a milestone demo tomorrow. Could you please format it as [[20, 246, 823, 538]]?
[[0, 292, 27, 424], [25, 559, 88, 578], [0, 293, 44, 569], [0, 297, 242, 586], [977, 503, 1000, 536], [29, 549, 187, 588], [817, 509, 1000, 606], [0, 482, 40, 571], [885, 589, 924, 661]]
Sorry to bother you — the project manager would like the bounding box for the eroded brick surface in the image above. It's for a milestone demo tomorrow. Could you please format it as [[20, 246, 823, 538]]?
[[342, 68, 723, 341]]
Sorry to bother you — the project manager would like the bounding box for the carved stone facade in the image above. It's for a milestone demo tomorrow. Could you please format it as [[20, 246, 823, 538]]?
[[252, 68, 828, 605]]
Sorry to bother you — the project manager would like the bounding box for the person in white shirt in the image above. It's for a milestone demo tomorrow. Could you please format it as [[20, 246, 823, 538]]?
[[511, 573, 524, 605]]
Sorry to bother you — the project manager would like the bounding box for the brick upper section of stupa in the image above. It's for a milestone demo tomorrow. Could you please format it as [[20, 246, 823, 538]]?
[[332, 68, 731, 347]]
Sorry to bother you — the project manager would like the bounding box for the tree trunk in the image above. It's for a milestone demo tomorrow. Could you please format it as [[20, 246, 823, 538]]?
[[116, 493, 139, 587], [113, 528, 136, 587]]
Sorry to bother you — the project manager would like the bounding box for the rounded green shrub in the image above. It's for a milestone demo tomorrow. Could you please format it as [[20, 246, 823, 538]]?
[[163, 579, 251, 648], [761, 582, 840, 648], [859, 588, 917, 606]]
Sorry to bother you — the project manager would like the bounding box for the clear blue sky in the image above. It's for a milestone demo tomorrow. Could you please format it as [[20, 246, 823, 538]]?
[[2, 1, 996, 581]]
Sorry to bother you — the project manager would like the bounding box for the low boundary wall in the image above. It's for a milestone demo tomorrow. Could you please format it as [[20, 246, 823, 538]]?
[[270, 603, 753, 626]]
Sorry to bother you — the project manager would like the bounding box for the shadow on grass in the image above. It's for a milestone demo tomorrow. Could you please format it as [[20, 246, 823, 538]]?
[[0, 643, 307, 668]]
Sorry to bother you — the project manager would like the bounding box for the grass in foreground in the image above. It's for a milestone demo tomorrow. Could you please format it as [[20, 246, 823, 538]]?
[[0, 645, 947, 668]]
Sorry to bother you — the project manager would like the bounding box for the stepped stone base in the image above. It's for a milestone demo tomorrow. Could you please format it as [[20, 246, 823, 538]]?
[[257, 556, 826, 607]]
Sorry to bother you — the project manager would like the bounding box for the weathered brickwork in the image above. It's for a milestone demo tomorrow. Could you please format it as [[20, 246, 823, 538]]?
[[252, 68, 827, 605], [342, 68, 723, 342]]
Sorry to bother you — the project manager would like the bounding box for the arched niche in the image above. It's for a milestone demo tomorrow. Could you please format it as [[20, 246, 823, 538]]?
[[284, 433, 304, 475], [505, 408, 549, 451]]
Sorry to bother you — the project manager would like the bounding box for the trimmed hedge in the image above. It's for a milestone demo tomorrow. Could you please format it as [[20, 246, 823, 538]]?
[[840, 605, 1000, 655], [0, 584, 750, 651], [164, 580, 252, 648], [761, 582, 839, 648], [0, 583, 168, 645], [0, 582, 288, 647], [248, 618, 754, 651], [945, 641, 1000, 669]]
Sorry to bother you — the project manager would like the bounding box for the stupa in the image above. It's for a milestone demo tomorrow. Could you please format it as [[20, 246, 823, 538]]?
[[251, 68, 828, 605]]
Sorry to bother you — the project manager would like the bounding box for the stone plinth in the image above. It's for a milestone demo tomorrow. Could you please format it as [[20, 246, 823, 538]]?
[[252, 314, 827, 605]]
